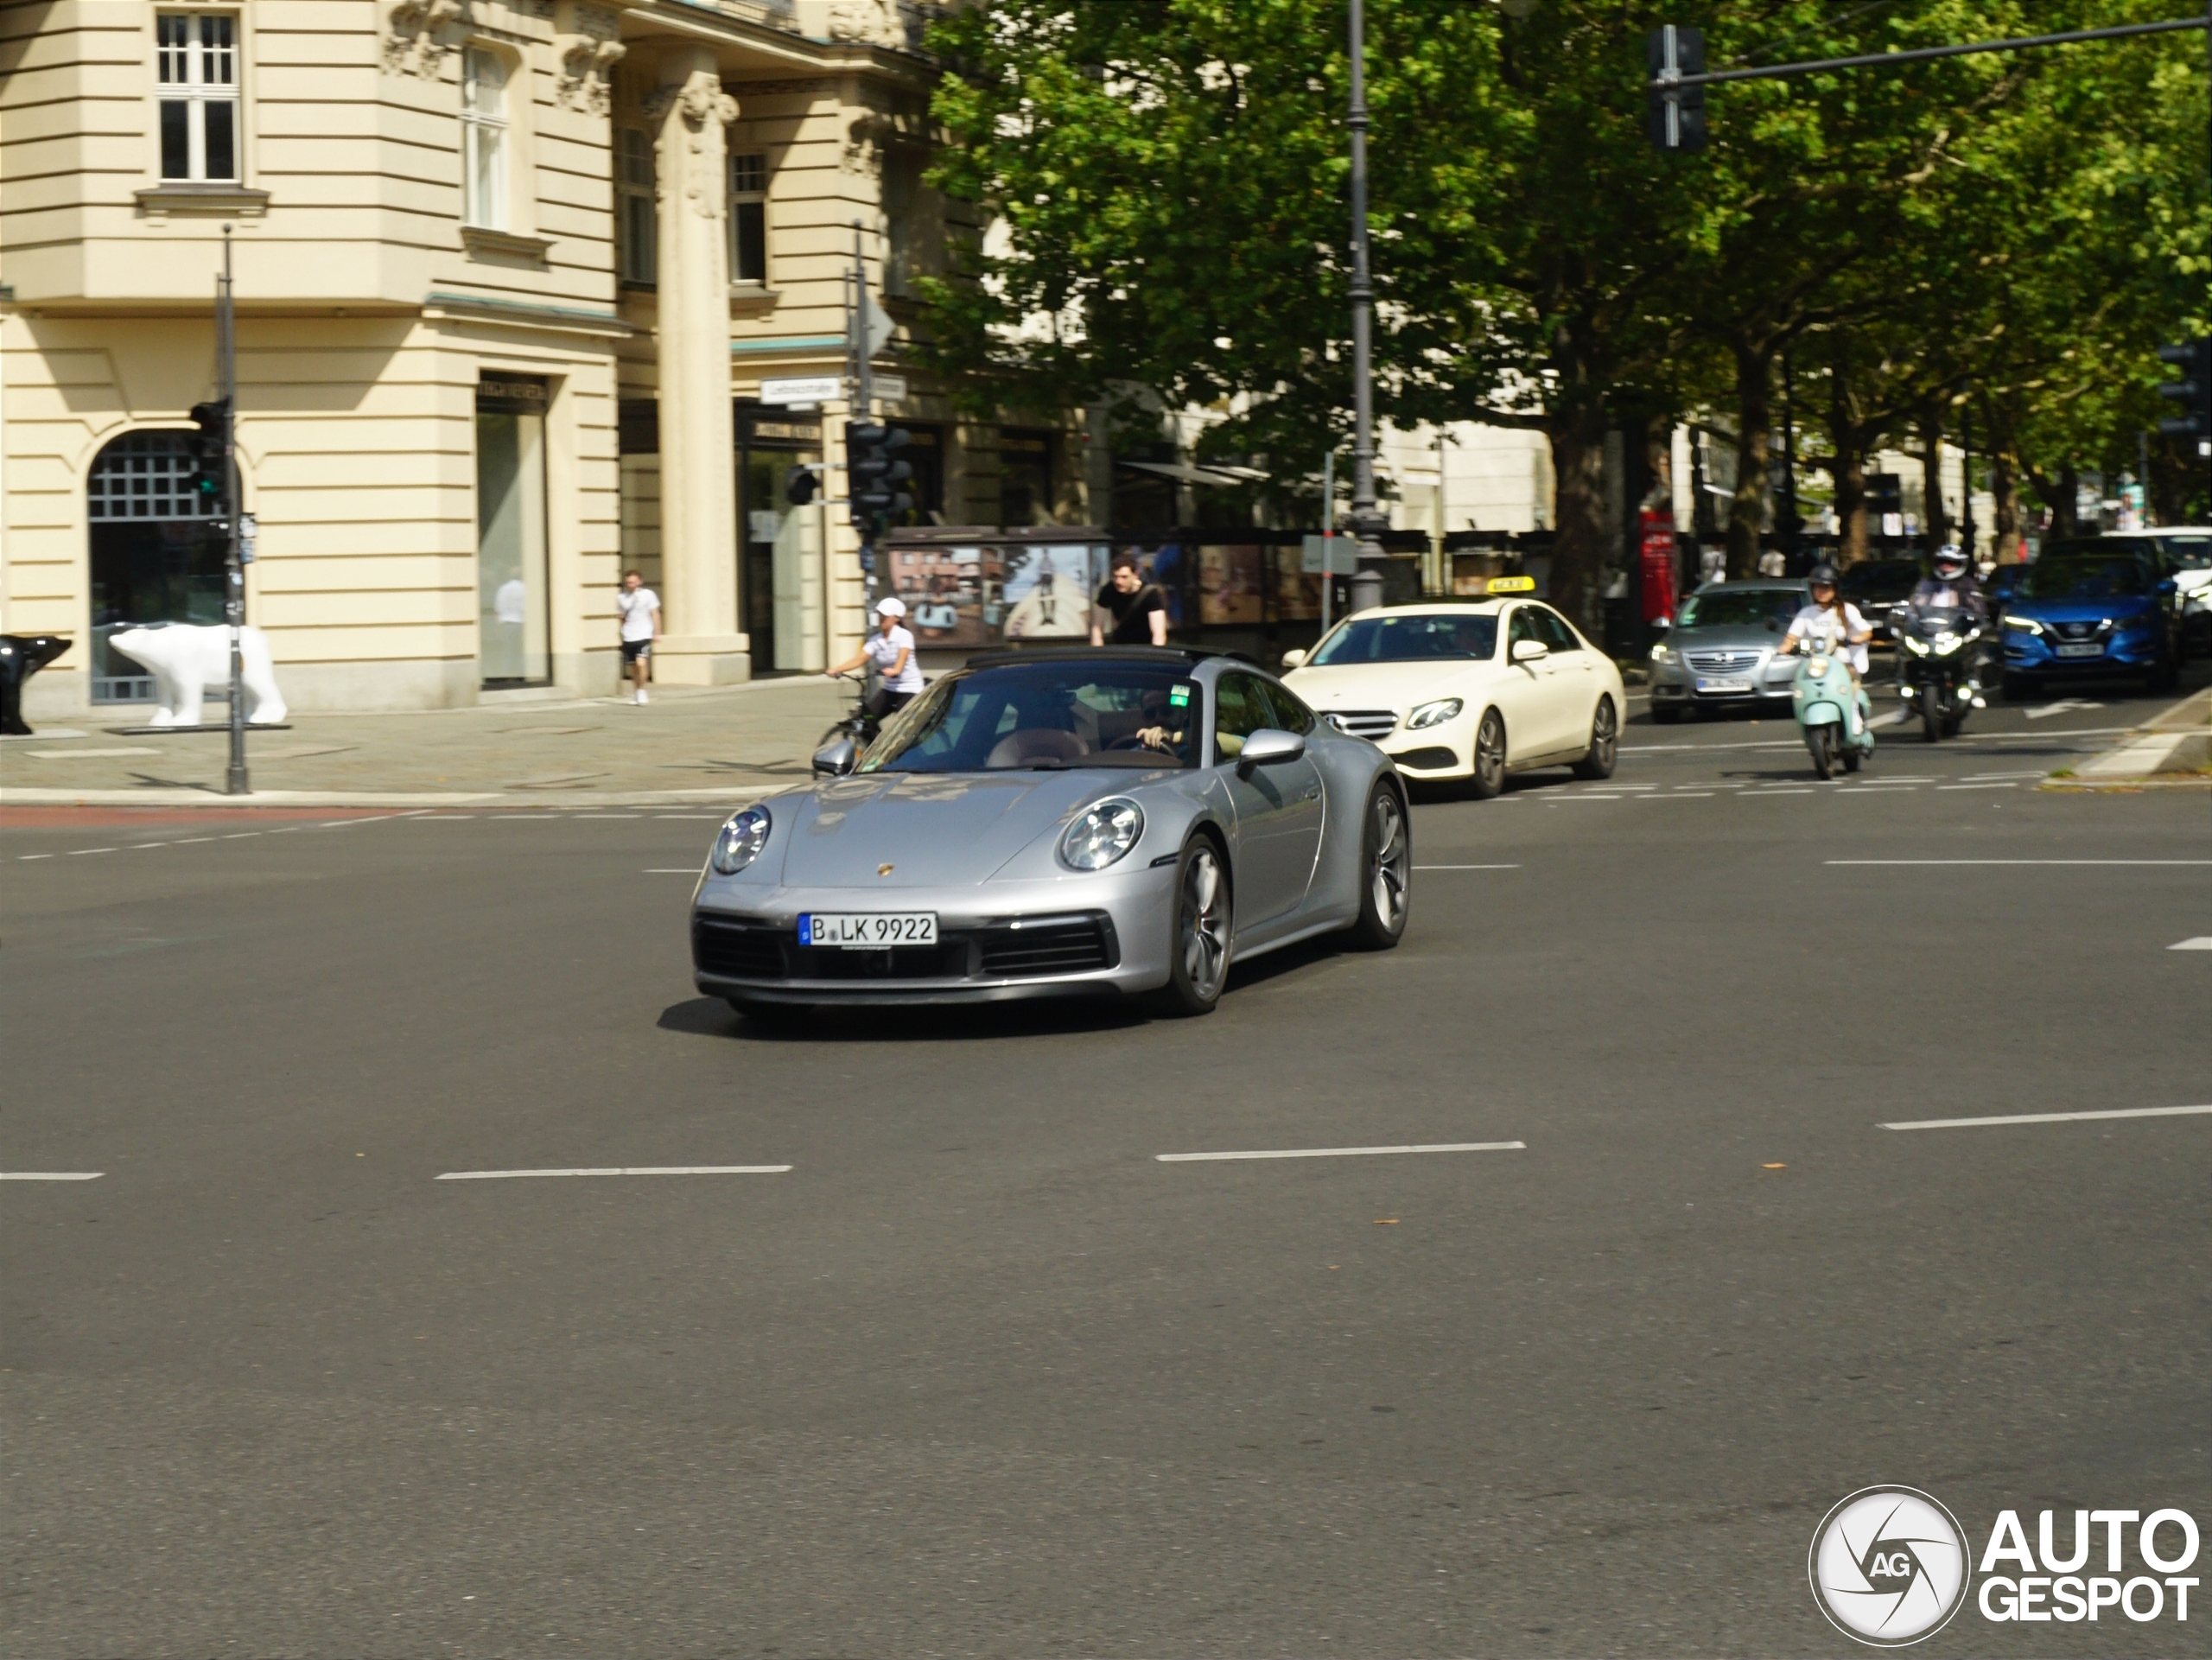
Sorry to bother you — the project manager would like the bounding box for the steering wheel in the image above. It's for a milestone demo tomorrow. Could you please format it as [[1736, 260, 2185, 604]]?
[[1105, 731, 1160, 752]]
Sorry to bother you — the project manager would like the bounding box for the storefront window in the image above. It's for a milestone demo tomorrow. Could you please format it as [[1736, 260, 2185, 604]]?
[[85, 431, 230, 703], [476, 377, 550, 686]]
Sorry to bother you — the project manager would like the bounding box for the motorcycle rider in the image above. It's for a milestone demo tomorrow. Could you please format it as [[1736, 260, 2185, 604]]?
[[1777, 562, 1873, 737], [1904, 543, 1991, 708]]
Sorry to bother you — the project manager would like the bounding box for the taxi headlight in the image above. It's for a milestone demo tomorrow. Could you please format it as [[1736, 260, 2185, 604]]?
[[709, 805, 772, 875], [1060, 798, 1144, 871], [1405, 697, 1464, 729]]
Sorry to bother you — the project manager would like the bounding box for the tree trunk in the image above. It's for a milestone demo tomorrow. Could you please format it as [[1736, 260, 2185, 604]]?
[[1989, 448, 2021, 563], [1918, 412, 1949, 550], [1827, 353, 1867, 566], [1726, 342, 1772, 580], [2053, 465, 2079, 538], [1546, 403, 1610, 639]]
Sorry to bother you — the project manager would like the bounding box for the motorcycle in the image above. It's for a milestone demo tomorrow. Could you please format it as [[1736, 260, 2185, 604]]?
[[1784, 629, 1875, 780], [1891, 603, 1986, 743]]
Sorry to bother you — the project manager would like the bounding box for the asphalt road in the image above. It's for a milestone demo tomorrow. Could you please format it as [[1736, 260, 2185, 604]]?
[[4, 677, 2208, 1657]]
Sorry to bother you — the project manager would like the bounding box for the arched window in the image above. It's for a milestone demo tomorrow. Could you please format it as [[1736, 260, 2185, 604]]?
[[86, 431, 229, 703]]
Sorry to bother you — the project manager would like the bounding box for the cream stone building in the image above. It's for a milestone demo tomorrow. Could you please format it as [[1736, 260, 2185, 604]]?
[[0, 0, 1087, 718]]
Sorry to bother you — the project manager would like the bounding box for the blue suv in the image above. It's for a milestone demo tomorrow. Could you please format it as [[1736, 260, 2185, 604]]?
[[2000, 552, 2180, 697]]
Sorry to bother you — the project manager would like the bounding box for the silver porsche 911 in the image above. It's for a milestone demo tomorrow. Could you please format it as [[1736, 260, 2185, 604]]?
[[690, 646, 1411, 1015]]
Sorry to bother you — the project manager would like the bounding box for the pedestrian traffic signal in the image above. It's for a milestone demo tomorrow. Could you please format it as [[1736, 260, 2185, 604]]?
[[187, 398, 231, 512], [844, 420, 913, 532], [2156, 340, 2210, 450], [1646, 25, 1707, 153], [784, 462, 819, 506]]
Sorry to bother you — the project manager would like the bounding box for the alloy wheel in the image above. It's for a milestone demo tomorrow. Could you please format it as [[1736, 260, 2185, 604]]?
[[1180, 845, 1229, 999], [1369, 790, 1409, 932]]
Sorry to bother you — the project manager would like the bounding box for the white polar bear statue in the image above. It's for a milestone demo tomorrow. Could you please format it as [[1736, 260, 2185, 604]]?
[[106, 623, 289, 727]]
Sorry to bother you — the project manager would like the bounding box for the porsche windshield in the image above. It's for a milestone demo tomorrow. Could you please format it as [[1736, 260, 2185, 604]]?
[[1310, 614, 1497, 664], [859, 662, 1204, 773]]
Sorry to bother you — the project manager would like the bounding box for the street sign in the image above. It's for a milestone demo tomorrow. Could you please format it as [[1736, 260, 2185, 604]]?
[[873, 373, 908, 404], [1301, 534, 1357, 575], [760, 375, 842, 406], [861, 289, 895, 361]]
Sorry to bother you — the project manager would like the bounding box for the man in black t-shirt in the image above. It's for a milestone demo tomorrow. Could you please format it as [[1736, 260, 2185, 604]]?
[[1091, 553, 1169, 646]]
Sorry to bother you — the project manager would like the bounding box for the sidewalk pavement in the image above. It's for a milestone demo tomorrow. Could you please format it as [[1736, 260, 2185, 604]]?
[[0, 677, 849, 809], [2067, 684, 2212, 785]]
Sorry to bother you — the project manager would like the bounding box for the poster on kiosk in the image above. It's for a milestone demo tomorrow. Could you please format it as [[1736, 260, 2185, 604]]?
[[1639, 510, 1680, 626]]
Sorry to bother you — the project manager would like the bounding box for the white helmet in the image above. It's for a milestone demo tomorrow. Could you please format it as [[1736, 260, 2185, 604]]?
[[1932, 544, 1967, 578], [874, 595, 907, 618]]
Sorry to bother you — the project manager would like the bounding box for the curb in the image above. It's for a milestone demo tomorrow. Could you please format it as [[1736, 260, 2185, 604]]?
[[0, 786, 780, 811]]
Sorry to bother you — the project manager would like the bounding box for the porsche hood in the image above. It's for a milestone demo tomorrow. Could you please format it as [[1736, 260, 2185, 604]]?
[[768, 770, 1151, 887]]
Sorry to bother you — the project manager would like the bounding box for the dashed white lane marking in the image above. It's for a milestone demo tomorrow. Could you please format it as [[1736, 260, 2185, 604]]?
[[2024, 699, 2104, 720], [130, 841, 165, 849], [1936, 781, 2018, 791], [221, 831, 260, 839], [1882, 1104, 2212, 1132], [493, 814, 568, 820], [413, 815, 476, 820], [2170, 938, 2212, 951], [573, 814, 642, 820], [16, 853, 53, 860], [1157, 1142, 1526, 1163], [655, 815, 724, 820], [66, 847, 117, 855], [435, 1165, 791, 1180], [171, 836, 216, 844], [1828, 859, 2212, 867], [645, 868, 698, 875], [0, 1172, 104, 1180], [1549, 794, 1620, 801], [1642, 792, 1713, 798], [1961, 772, 2048, 782], [1414, 863, 1521, 870], [1749, 789, 1815, 797]]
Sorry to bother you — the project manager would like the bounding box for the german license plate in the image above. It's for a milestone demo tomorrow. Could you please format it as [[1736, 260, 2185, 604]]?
[[2054, 643, 2102, 658], [799, 912, 938, 949], [1695, 677, 1752, 693]]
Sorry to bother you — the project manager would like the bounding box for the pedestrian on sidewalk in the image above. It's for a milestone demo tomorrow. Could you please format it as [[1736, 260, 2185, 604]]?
[[617, 569, 660, 704], [827, 595, 924, 721]]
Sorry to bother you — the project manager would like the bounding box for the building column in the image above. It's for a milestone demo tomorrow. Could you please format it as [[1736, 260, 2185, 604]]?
[[648, 47, 747, 684]]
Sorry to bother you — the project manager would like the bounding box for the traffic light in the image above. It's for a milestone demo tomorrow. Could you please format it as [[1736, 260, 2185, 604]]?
[[783, 462, 819, 506], [2156, 339, 2210, 451], [1646, 25, 1707, 152], [187, 398, 231, 513], [844, 420, 913, 531]]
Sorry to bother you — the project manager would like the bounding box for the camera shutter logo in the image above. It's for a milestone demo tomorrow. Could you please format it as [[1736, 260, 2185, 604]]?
[[1808, 1486, 1971, 1646]]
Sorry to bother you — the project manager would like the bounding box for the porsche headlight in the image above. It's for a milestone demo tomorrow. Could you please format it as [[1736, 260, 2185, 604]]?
[[1060, 798, 1144, 872], [709, 805, 772, 875], [1405, 697, 1464, 730], [2004, 615, 2044, 635]]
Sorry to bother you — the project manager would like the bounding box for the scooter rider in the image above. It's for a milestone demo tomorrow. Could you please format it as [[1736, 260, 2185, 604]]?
[[1778, 563, 1873, 736]]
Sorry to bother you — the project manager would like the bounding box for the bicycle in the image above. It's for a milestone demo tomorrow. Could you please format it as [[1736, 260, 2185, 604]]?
[[818, 669, 882, 754]]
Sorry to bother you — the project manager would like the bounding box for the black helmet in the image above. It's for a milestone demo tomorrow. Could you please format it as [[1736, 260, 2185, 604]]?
[[1807, 562, 1840, 588]]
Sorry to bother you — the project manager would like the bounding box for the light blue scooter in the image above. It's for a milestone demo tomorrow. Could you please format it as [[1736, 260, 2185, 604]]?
[[1785, 636, 1874, 779]]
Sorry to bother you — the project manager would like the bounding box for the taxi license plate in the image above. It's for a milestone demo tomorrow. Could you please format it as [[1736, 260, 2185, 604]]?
[[1695, 677, 1752, 693], [2055, 643, 2102, 658], [799, 912, 938, 949]]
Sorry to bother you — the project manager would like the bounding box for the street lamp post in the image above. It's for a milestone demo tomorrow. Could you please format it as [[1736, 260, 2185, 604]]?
[[1345, 0, 1387, 616]]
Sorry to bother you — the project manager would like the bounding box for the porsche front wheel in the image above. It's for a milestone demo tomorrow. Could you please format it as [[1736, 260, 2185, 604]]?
[[1159, 836, 1230, 1015]]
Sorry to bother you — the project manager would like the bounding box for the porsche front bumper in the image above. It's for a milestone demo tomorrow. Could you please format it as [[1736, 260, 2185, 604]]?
[[692, 866, 1180, 1005]]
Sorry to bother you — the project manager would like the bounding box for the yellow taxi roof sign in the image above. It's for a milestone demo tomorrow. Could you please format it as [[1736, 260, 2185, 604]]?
[[1485, 575, 1536, 595]]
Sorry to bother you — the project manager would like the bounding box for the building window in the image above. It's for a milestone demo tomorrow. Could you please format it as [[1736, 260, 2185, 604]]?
[[477, 378, 551, 687], [729, 151, 768, 284], [86, 432, 231, 703], [461, 48, 509, 229], [618, 126, 656, 283], [156, 13, 238, 182]]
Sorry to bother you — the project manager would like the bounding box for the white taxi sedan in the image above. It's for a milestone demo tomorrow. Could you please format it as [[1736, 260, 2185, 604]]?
[[1281, 593, 1624, 798]]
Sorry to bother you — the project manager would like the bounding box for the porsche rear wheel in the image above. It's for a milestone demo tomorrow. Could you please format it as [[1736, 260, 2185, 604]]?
[[1345, 782, 1410, 951], [1159, 836, 1230, 1016]]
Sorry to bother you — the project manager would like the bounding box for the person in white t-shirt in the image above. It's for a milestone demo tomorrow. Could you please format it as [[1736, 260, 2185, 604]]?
[[1779, 563, 1872, 676], [827, 595, 925, 722], [1757, 546, 1787, 578], [615, 569, 661, 704]]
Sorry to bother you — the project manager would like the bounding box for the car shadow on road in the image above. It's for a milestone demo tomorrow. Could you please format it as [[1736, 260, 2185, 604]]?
[[657, 994, 1152, 1045]]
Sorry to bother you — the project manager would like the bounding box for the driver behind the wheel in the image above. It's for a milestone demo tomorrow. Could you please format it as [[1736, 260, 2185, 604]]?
[[1133, 684, 1199, 759]]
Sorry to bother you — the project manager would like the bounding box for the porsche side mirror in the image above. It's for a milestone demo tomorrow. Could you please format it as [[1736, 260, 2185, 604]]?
[[1510, 638, 1549, 664], [1280, 648, 1308, 670], [812, 737, 858, 777], [1237, 728, 1306, 773]]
